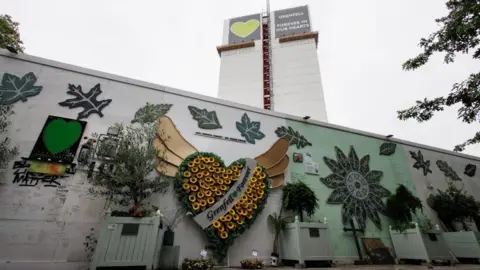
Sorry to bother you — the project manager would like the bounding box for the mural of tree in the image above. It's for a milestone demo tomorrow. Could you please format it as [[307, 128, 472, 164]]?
[[320, 146, 391, 229]]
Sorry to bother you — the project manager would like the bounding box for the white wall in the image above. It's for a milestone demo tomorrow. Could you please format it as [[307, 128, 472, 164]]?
[[403, 145, 480, 230], [217, 41, 264, 109], [270, 37, 328, 122], [0, 51, 286, 269]]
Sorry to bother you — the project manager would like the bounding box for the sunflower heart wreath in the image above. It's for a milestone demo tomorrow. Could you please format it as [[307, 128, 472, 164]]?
[[174, 152, 270, 261]]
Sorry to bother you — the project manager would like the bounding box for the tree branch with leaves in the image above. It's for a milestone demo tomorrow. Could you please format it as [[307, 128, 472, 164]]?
[[398, 0, 480, 152], [87, 122, 170, 217], [0, 14, 24, 53]]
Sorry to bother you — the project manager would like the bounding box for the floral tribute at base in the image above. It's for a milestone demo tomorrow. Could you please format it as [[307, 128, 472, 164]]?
[[174, 152, 270, 261]]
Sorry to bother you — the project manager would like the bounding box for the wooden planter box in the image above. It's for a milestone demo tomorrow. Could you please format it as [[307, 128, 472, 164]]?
[[280, 217, 334, 266], [443, 231, 480, 259], [90, 214, 160, 270], [389, 224, 451, 263]]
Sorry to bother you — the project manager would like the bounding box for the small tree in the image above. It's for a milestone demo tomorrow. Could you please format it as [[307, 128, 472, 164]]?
[[267, 212, 287, 257], [428, 184, 480, 231], [88, 122, 169, 217], [386, 185, 423, 232], [398, 1, 480, 152], [0, 105, 18, 180], [0, 14, 24, 53], [282, 181, 319, 222]]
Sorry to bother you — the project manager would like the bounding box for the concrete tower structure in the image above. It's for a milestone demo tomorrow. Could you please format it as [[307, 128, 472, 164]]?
[[217, 5, 328, 122]]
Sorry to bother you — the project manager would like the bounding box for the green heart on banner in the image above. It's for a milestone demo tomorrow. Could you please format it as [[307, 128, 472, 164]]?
[[230, 19, 260, 38], [43, 119, 82, 155]]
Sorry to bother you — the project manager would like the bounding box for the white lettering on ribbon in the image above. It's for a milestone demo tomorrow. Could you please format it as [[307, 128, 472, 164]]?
[[193, 158, 258, 229]]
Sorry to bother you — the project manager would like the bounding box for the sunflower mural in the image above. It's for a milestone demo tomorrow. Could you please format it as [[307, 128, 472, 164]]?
[[320, 146, 391, 230], [153, 116, 290, 260]]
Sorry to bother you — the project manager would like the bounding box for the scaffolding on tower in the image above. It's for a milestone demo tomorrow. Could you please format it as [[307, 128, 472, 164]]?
[[262, 0, 273, 110]]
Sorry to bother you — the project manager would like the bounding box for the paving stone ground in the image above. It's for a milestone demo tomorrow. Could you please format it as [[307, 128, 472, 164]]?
[[219, 265, 480, 270]]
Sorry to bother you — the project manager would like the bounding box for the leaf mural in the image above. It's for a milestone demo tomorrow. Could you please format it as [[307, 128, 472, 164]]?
[[274, 126, 312, 149], [436, 160, 462, 181], [379, 142, 397, 156], [58, 84, 112, 120], [0, 72, 43, 105], [235, 113, 265, 144], [464, 164, 476, 177], [187, 105, 222, 129], [409, 150, 432, 176], [131, 103, 172, 124]]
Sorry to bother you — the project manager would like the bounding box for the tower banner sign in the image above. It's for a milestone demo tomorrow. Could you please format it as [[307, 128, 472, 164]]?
[[274, 6, 311, 38], [228, 14, 262, 44]]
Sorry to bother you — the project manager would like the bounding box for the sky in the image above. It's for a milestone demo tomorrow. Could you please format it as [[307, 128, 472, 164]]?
[[2, 0, 480, 156]]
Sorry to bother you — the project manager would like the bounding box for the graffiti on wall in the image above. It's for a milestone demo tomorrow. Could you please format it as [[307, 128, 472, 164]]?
[[59, 83, 112, 119], [0, 72, 43, 105], [409, 150, 432, 176], [12, 158, 74, 188], [187, 105, 222, 129], [29, 115, 87, 164], [235, 113, 265, 144], [320, 146, 391, 230]]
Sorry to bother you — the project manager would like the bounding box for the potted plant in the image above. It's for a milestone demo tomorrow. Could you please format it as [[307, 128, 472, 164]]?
[[160, 208, 186, 246], [279, 181, 333, 267], [87, 122, 170, 270], [387, 185, 451, 264], [267, 212, 287, 266], [282, 181, 319, 221], [428, 184, 480, 260]]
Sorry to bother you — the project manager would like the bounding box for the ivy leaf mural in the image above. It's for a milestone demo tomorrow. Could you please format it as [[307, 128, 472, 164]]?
[[436, 160, 462, 181], [320, 146, 391, 230], [59, 84, 112, 120], [131, 103, 172, 124], [409, 150, 432, 176], [0, 72, 43, 105], [379, 142, 397, 156], [235, 113, 265, 144], [187, 105, 222, 129], [464, 164, 476, 177], [275, 126, 312, 149]]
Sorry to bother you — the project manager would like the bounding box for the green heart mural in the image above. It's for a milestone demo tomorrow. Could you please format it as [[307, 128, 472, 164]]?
[[230, 19, 260, 38], [43, 119, 82, 154]]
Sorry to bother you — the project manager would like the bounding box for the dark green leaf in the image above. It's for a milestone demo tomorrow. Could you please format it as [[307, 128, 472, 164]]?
[[131, 103, 172, 124], [58, 84, 112, 119], [235, 113, 265, 144], [348, 146, 360, 171], [379, 142, 397, 156], [187, 105, 222, 129], [0, 72, 42, 105], [436, 160, 462, 181], [359, 155, 370, 175], [274, 126, 312, 149]]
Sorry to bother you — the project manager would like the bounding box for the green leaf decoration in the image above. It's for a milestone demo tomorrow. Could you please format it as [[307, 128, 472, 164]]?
[[235, 113, 265, 144], [379, 142, 397, 156], [0, 72, 43, 105], [320, 145, 390, 230], [59, 83, 112, 119], [187, 105, 222, 129], [436, 160, 462, 181], [409, 150, 432, 176], [131, 103, 172, 124], [274, 126, 312, 149]]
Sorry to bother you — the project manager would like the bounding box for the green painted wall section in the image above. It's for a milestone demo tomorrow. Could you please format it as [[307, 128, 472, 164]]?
[[284, 121, 417, 258]]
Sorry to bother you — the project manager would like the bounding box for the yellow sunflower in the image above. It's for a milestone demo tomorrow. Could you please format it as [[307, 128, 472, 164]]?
[[183, 171, 192, 177], [220, 231, 228, 239], [188, 195, 196, 202], [182, 183, 190, 190]]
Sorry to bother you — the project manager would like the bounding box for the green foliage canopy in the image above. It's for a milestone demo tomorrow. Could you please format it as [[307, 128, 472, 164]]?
[[0, 14, 24, 53], [398, 0, 480, 152]]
